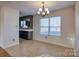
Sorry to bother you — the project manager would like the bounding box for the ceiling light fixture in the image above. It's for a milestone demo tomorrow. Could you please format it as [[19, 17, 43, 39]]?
[[37, 2, 50, 17]]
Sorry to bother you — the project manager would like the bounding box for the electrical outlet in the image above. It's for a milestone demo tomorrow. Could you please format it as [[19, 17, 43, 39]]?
[[45, 36, 47, 39], [12, 39, 15, 41]]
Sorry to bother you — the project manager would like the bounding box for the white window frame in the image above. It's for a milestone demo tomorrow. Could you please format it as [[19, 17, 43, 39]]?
[[40, 16, 61, 36]]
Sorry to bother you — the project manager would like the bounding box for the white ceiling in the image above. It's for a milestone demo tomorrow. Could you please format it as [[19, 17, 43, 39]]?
[[0, 1, 75, 17]]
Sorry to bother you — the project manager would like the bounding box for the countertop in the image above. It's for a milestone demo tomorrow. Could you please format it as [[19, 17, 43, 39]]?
[[19, 28, 34, 32]]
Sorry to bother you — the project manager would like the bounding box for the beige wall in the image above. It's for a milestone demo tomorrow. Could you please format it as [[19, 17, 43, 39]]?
[[0, 9, 1, 46], [0, 7, 19, 48], [75, 2, 79, 57], [33, 7, 75, 48]]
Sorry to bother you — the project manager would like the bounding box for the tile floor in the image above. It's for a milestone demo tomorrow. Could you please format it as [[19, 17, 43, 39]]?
[[5, 39, 74, 57]]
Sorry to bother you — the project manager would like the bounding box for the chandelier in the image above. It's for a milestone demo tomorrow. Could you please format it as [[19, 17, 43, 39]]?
[[37, 2, 50, 17]]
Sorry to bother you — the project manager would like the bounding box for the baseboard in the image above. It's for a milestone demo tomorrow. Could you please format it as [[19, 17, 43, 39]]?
[[1, 42, 19, 49], [33, 39, 74, 49]]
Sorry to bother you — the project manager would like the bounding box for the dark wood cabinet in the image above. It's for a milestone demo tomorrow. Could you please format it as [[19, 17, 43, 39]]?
[[19, 31, 28, 39], [19, 31, 33, 40], [19, 15, 33, 40], [19, 15, 33, 29]]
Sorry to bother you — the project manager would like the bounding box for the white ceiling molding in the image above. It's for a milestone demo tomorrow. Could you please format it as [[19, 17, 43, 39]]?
[[0, 1, 75, 16]]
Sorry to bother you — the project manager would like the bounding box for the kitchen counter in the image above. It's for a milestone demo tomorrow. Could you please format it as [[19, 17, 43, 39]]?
[[19, 28, 33, 40], [19, 28, 34, 32]]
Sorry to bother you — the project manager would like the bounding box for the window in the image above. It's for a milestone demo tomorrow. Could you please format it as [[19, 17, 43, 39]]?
[[40, 18, 49, 35], [40, 16, 61, 36], [21, 20, 28, 28]]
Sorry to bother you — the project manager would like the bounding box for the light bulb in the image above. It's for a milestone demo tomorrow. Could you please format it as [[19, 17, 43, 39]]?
[[37, 11, 40, 14], [42, 12, 45, 15], [45, 8, 48, 11], [39, 8, 42, 11], [47, 11, 50, 14]]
